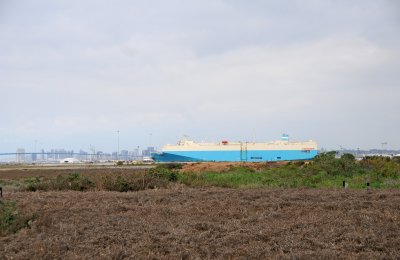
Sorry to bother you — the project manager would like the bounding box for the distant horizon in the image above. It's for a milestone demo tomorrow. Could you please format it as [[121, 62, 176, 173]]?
[[1, 136, 399, 154], [1, 146, 400, 165]]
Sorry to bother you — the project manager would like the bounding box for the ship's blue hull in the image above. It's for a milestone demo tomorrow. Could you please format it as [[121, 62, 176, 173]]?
[[152, 150, 318, 162]]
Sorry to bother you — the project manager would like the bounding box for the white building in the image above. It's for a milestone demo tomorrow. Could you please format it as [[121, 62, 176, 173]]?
[[16, 148, 25, 163]]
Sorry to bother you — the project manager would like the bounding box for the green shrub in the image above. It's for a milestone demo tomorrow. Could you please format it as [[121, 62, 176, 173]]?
[[116, 161, 124, 166], [154, 163, 183, 170], [360, 157, 400, 178], [101, 175, 136, 192], [101, 172, 171, 192], [392, 156, 400, 164], [293, 161, 305, 167], [24, 177, 45, 191], [22, 173, 94, 191], [303, 152, 361, 177], [0, 200, 35, 236], [148, 166, 179, 182]]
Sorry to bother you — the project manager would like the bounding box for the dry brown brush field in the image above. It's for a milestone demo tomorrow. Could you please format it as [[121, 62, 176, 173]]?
[[1, 164, 400, 259], [1, 187, 400, 259]]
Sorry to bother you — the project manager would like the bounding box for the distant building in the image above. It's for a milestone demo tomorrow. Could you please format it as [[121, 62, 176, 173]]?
[[120, 150, 129, 160], [142, 147, 155, 157], [96, 151, 104, 160], [112, 152, 118, 160], [128, 149, 140, 160], [78, 150, 88, 160], [133, 148, 140, 157], [16, 148, 25, 163], [40, 149, 45, 161]]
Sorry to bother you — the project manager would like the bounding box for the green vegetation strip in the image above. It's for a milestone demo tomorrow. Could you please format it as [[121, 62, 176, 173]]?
[[177, 153, 400, 189], [0, 153, 399, 191], [17, 172, 172, 192]]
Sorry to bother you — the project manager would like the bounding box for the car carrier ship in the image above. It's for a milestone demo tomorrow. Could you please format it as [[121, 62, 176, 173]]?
[[152, 134, 318, 162]]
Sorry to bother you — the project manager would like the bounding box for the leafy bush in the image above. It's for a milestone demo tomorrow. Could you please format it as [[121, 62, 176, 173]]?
[[54, 173, 94, 191], [18, 171, 175, 192], [360, 156, 400, 178], [303, 152, 362, 177], [148, 166, 179, 182], [101, 175, 140, 192], [22, 173, 94, 191], [293, 161, 305, 167], [392, 156, 400, 164], [24, 177, 45, 191], [155, 163, 183, 170], [116, 161, 124, 166], [101, 172, 171, 192]]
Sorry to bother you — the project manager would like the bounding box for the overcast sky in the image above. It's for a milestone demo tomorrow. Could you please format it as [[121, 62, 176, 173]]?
[[1, 0, 399, 153]]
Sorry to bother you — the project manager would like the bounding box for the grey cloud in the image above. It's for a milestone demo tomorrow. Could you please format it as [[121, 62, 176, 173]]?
[[0, 0, 399, 151]]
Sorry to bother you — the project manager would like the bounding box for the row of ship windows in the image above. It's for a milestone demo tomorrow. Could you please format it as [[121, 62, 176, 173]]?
[[250, 156, 282, 160]]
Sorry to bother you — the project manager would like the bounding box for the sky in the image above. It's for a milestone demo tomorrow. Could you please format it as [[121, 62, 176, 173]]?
[[1, 0, 399, 153]]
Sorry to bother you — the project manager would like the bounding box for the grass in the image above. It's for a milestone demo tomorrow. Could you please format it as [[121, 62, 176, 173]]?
[[176, 170, 400, 189], [12, 171, 171, 192], [100, 173, 170, 192], [0, 155, 399, 192], [0, 179, 23, 190], [0, 200, 35, 236], [22, 173, 95, 191], [175, 156, 400, 189]]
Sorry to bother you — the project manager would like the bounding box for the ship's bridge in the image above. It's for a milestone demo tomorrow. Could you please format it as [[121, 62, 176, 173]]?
[[177, 139, 196, 146]]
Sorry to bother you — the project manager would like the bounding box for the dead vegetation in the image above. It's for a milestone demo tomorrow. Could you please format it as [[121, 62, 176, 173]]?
[[1, 188, 400, 259], [180, 161, 288, 173], [0, 167, 143, 180], [1, 165, 400, 258]]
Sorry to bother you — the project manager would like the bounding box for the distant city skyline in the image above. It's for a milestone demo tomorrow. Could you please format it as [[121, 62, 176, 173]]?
[[1, 145, 398, 164], [1, 139, 398, 155], [0, 145, 157, 163], [1, 1, 399, 152]]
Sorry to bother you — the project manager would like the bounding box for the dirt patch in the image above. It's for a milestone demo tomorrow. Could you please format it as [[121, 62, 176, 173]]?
[[1, 188, 400, 259], [0, 162, 285, 179], [0, 166, 146, 180], [180, 161, 289, 173]]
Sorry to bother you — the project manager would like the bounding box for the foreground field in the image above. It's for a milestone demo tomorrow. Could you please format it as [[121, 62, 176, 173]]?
[[1, 188, 400, 259], [1, 159, 400, 259]]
